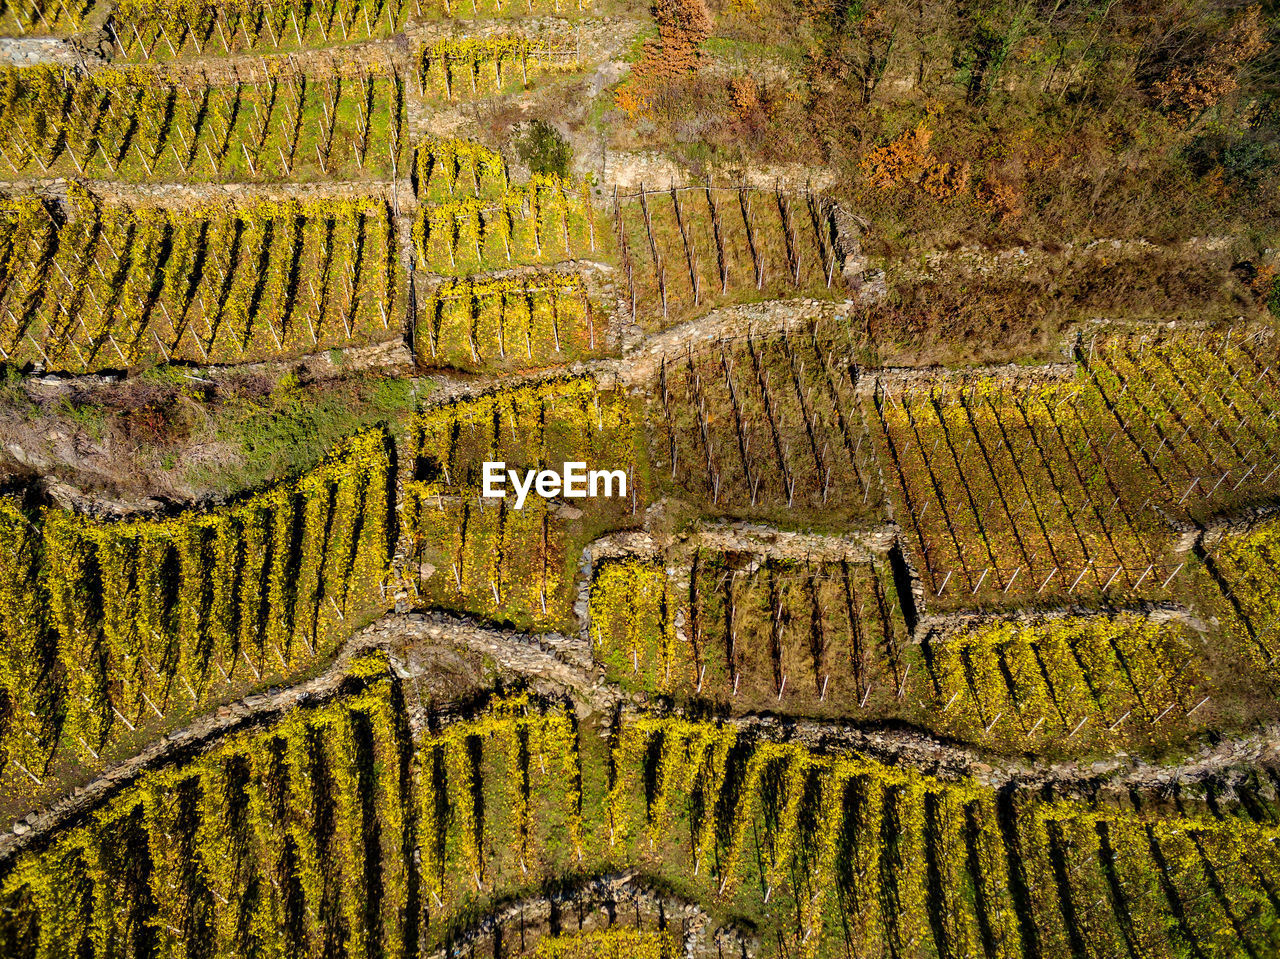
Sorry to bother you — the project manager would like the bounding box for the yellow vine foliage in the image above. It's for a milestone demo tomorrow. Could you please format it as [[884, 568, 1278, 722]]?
[[402, 377, 635, 624], [1212, 517, 1280, 670], [588, 558, 689, 691], [10, 698, 1280, 957], [534, 928, 677, 959], [412, 172, 599, 275], [417, 693, 581, 901], [0, 189, 399, 371], [419, 271, 595, 370], [0, 428, 392, 784], [1, 670, 408, 958], [416, 137, 509, 200]]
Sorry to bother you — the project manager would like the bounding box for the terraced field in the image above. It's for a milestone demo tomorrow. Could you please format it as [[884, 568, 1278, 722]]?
[[413, 172, 604, 275], [0, 62, 407, 181], [590, 551, 912, 708], [647, 325, 882, 524], [403, 376, 640, 627], [0, 0, 95, 34], [0, 191, 401, 369], [922, 613, 1216, 750], [864, 327, 1280, 605], [1204, 516, 1280, 669], [7, 686, 1280, 959], [113, 0, 416, 57], [648, 324, 1278, 606], [417, 33, 580, 101], [0, 429, 392, 798], [614, 184, 846, 328], [869, 376, 1179, 603], [1083, 329, 1280, 521]]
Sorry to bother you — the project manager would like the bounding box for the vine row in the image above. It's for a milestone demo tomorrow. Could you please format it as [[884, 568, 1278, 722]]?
[[0, 63, 406, 182], [0, 428, 393, 793], [8, 692, 1280, 959], [0, 191, 402, 371]]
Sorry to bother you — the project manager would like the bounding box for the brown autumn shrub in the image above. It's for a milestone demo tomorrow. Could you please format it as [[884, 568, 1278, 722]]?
[[977, 178, 1024, 222], [1253, 262, 1279, 316], [860, 123, 970, 199], [728, 75, 760, 119], [860, 123, 935, 187], [615, 0, 713, 118], [920, 158, 971, 199], [652, 0, 711, 73], [1155, 6, 1267, 124]]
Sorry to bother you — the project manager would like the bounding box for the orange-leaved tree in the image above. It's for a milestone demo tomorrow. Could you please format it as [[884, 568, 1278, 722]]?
[[860, 123, 970, 199], [1154, 6, 1268, 125], [614, 0, 712, 118]]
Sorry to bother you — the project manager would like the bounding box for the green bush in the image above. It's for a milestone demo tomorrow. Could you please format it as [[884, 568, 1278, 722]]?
[[514, 120, 573, 178]]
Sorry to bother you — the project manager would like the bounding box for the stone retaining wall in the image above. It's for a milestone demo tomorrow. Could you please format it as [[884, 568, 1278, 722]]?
[[424, 874, 756, 959]]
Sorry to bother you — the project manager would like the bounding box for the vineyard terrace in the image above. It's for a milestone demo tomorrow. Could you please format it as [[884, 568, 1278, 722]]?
[[482, 461, 627, 509]]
